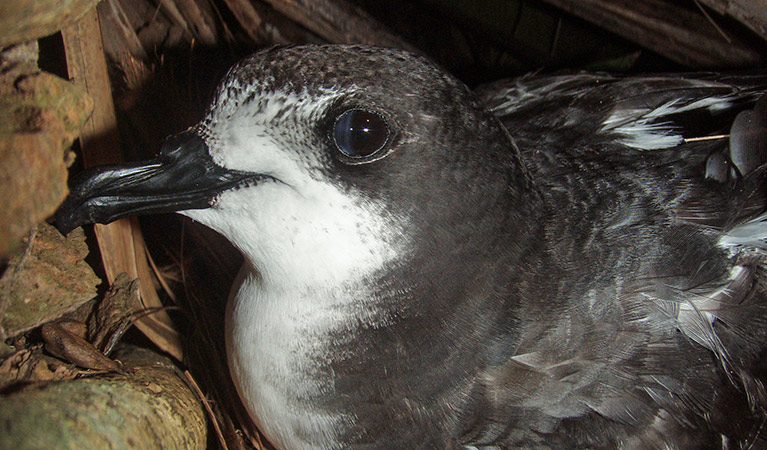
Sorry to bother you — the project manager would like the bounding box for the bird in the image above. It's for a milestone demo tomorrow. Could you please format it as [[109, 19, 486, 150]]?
[[55, 44, 767, 449]]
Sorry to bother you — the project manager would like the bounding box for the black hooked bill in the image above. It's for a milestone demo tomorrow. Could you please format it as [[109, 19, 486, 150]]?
[[55, 131, 259, 235]]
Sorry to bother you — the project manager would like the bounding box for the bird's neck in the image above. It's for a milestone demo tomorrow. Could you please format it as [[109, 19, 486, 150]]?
[[224, 166, 553, 447]]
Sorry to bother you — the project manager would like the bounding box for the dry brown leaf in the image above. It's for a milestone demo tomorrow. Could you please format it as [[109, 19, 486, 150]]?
[[0, 223, 100, 339], [88, 272, 138, 355], [41, 322, 123, 373]]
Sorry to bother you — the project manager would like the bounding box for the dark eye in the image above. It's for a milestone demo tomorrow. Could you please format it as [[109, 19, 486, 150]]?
[[333, 109, 390, 159]]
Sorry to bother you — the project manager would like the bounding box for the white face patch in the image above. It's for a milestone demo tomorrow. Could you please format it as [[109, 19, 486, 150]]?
[[189, 87, 406, 287], [191, 85, 409, 290], [183, 175, 404, 290], [183, 173, 407, 448], [182, 86, 410, 449]]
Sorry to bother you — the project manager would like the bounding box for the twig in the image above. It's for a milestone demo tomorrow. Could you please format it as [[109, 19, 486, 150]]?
[[145, 244, 178, 303], [683, 134, 729, 143], [184, 370, 229, 450], [693, 0, 732, 44]]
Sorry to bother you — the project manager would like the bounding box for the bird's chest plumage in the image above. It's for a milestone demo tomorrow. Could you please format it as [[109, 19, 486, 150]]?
[[225, 269, 384, 450]]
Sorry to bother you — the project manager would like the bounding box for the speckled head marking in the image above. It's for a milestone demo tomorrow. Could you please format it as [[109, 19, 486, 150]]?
[[198, 45, 533, 186]]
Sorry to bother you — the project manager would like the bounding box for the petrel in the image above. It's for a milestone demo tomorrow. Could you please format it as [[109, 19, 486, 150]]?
[[56, 45, 767, 449]]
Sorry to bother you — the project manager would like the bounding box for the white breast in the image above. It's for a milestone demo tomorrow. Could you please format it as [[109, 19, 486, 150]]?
[[226, 269, 356, 450], [183, 96, 411, 447], [184, 178, 408, 449]]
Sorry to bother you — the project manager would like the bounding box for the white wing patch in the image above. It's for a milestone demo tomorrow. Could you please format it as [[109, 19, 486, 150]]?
[[602, 96, 735, 150], [483, 76, 587, 116], [719, 213, 767, 251], [654, 213, 767, 374]]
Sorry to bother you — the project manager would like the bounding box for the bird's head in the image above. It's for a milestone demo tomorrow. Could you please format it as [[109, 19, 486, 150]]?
[[56, 45, 539, 291]]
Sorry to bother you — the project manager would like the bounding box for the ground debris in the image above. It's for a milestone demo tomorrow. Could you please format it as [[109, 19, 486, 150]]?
[[0, 340, 79, 391], [0, 222, 100, 339], [41, 322, 123, 373], [87, 272, 139, 356], [0, 344, 206, 449]]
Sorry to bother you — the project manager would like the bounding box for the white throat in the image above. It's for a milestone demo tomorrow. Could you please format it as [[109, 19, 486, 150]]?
[[181, 86, 412, 447], [183, 177, 408, 449]]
